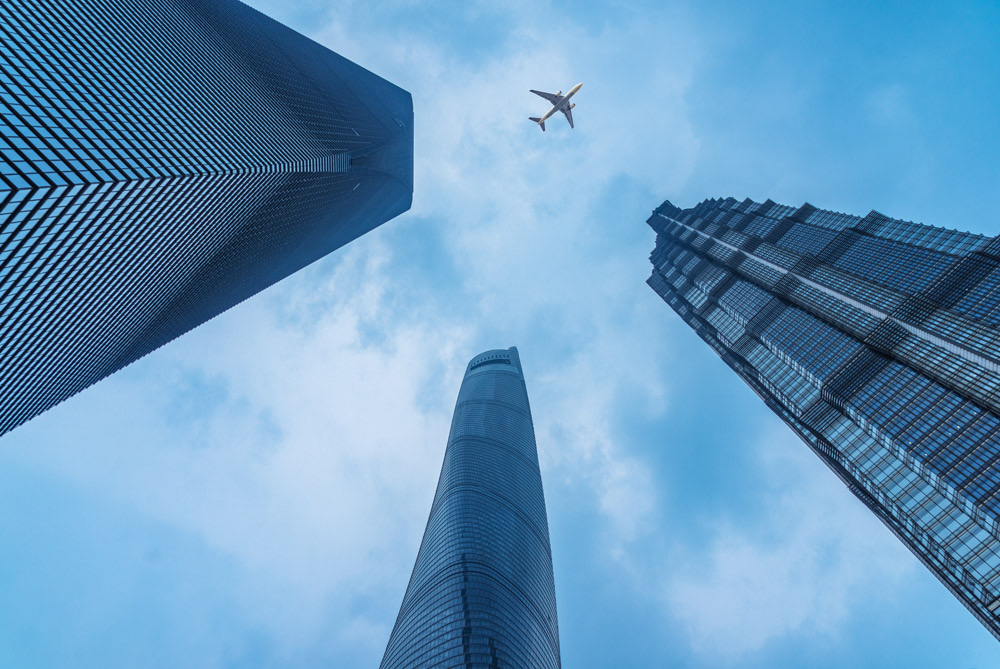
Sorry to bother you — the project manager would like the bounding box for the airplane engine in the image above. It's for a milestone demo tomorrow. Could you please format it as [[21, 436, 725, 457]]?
[[556, 90, 563, 96], [570, 103, 576, 109]]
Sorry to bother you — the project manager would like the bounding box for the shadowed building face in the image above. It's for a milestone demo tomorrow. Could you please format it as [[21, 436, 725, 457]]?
[[381, 347, 561, 669], [0, 0, 412, 436]]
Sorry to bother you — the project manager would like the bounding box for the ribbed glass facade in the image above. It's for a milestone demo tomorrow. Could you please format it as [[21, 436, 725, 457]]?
[[381, 347, 561, 669], [0, 0, 413, 435], [647, 196, 1000, 640]]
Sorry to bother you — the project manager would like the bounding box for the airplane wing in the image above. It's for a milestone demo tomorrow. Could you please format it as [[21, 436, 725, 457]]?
[[561, 106, 574, 128], [530, 89, 561, 104]]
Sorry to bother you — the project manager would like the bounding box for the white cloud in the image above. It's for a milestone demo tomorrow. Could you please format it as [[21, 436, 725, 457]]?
[[293, 0, 698, 548], [3, 0, 704, 662], [3, 237, 475, 656], [664, 422, 914, 659], [4, 2, 998, 667], [532, 296, 668, 551]]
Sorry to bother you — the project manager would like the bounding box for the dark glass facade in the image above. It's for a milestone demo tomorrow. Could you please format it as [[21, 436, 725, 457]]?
[[647, 196, 1000, 639], [381, 347, 561, 669], [0, 0, 413, 435]]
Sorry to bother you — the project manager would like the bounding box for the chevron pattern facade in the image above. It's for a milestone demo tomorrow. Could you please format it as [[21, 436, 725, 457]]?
[[647, 196, 1000, 640], [0, 0, 413, 435]]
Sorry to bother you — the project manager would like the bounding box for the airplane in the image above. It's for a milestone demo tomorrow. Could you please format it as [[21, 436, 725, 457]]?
[[528, 83, 582, 131]]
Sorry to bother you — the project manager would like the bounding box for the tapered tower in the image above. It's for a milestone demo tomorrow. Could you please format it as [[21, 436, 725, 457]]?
[[647, 196, 1000, 640], [381, 347, 561, 669]]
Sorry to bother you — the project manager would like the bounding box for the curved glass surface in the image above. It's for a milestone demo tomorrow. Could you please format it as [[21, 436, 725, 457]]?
[[381, 347, 561, 669]]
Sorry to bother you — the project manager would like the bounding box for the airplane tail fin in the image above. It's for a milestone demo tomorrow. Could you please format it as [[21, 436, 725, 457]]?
[[528, 117, 546, 132]]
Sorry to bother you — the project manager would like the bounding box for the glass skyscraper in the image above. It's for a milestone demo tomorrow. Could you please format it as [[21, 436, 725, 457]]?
[[381, 347, 561, 669], [646, 196, 1000, 639], [0, 0, 412, 435]]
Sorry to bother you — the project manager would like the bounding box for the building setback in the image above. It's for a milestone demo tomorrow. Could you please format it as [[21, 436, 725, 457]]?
[[0, 0, 412, 435], [381, 347, 561, 669], [647, 196, 1000, 640]]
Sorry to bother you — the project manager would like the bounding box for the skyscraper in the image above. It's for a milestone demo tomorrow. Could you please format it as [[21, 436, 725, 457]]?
[[381, 347, 561, 669], [646, 196, 1000, 640], [0, 0, 412, 435]]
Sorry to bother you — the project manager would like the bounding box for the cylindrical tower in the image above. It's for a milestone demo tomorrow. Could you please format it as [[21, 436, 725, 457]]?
[[380, 347, 561, 669]]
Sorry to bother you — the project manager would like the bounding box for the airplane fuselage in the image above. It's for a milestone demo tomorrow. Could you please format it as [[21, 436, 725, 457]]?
[[538, 83, 582, 124]]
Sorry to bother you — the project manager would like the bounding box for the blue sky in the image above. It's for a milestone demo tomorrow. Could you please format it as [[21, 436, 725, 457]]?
[[2, 0, 1000, 667]]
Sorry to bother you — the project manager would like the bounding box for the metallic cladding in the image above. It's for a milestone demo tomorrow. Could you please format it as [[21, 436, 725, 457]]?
[[381, 347, 562, 669], [0, 0, 413, 435], [647, 196, 1000, 640]]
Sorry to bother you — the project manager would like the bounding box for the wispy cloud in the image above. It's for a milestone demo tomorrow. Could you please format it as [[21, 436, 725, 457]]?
[[664, 422, 913, 659], [3, 1, 975, 666], [294, 0, 699, 552], [1, 0, 697, 640]]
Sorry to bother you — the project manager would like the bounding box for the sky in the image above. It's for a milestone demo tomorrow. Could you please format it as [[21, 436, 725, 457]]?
[[2, 0, 1000, 667]]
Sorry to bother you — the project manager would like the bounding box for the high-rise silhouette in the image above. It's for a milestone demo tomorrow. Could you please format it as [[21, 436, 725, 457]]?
[[0, 0, 412, 435], [647, 196, 1000, 640], [381, 347, 561, 668]]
